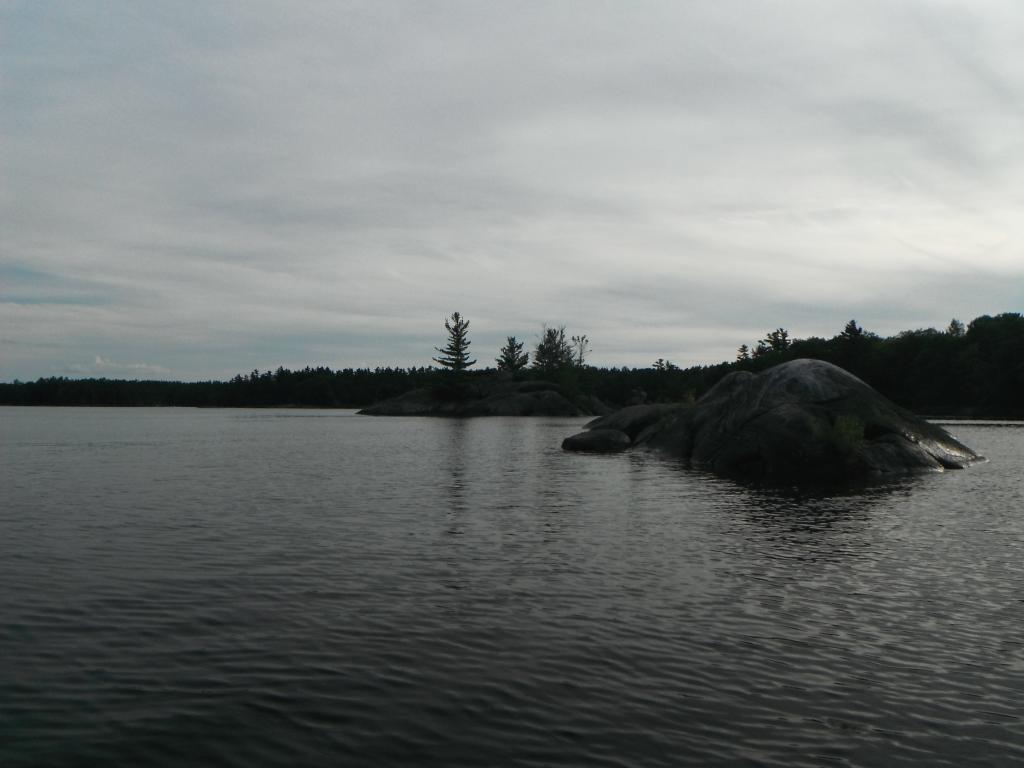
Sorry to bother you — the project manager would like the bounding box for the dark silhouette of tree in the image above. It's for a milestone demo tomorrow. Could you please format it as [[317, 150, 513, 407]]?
[[654, 358, 679, 371], [835, 318, 874, 373], [432, 312, 476, 372], [947, 318, 966, 337], [533, 325, 572, 372], [496, 336, 529, 371], [840, 319, 864, 341], [746, 329, 791, 360], [763, 328, 790, 352], [570, 334, 591, 367], [962, 313, 1024, 416]]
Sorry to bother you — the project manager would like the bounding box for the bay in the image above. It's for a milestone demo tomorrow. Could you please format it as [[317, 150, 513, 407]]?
[[2, 407, 1023, 767]]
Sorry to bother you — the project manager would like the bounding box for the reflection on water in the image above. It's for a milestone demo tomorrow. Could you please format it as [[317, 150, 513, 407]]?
[[1, 408, 1023, 768], [731, 480, 916, 542]]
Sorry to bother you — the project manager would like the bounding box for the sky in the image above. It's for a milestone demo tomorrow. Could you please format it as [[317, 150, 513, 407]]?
[[2, 1, 1023, 381]]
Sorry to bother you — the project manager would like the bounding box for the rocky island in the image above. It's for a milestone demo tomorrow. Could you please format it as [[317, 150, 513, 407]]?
[[563, 359, 982, 485], [359, 377, 610, 417]]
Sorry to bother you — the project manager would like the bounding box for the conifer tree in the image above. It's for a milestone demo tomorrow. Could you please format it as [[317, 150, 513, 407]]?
[[840, 319, 864, 341], [433, 312, 476, 372], [763, 328, 791, 352], [496, 336, 529, 371], [533, 325, 572, 372]]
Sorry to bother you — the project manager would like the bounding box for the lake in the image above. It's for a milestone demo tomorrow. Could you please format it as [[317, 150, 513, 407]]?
[[2, 407, 1023, 767]]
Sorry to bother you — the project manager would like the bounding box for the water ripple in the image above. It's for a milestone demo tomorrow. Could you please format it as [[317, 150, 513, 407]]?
[[2, 409, 1023, 766]]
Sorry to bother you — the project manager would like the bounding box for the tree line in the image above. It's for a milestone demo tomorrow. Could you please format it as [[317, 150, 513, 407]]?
[[731, 313, 1024, 417], [2, 312, 1021, 417]]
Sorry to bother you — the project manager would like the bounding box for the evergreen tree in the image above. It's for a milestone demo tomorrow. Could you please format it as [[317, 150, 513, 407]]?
[[763, 328, 791, 352], [533, 325, 572, 372], [432, 312, 476, 372], [947, 318, 966, 337], [840, 319, 864, 341], [496, 336, 529, 371], [736, 344, 751, 362]]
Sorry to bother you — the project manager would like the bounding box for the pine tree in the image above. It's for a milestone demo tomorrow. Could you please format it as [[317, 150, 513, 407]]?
[[762, 328, 790, 352], [840, 319, 864, 341], [432, 312, 476, 372], [496, 336, 529, 371], [736, 344, 751, 362], [533, 325, 572, 372]]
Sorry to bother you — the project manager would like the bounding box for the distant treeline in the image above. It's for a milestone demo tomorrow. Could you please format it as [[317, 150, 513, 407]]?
[[732, 312, 1024, 419], [2, 312, 1022, 418]]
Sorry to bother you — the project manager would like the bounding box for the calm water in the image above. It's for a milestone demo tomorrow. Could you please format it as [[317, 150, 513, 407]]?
[[2, 407, 1023, 767]]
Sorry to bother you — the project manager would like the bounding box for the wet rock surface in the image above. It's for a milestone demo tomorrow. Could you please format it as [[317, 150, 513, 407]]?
[[561, 428, 632, 453], [564, 359, 982, 485]]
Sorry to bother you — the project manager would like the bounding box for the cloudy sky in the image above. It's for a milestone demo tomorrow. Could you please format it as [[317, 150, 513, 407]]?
[[2, 1, 1022, 381]]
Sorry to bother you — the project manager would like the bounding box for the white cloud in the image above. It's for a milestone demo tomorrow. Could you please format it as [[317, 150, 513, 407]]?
[[2, 0, 1023, 379], [53, 356, 171, 378], [89, 356, 171, 376]]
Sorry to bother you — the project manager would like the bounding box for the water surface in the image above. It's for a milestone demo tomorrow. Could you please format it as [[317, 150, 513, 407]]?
[[2, 408, 1022, 766]]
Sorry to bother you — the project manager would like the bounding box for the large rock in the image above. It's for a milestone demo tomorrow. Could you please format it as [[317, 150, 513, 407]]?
[[565, 359, 982, 485]]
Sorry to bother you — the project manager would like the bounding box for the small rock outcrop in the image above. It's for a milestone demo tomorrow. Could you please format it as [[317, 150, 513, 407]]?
[[563, 359, 982, 484], [584, 403, 688, 441], [360, 379, 610, 417], [561, 428, 632, 453]]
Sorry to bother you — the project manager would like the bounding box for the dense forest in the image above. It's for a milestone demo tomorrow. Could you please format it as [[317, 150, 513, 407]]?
[[2, 312, 1022, 418]]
